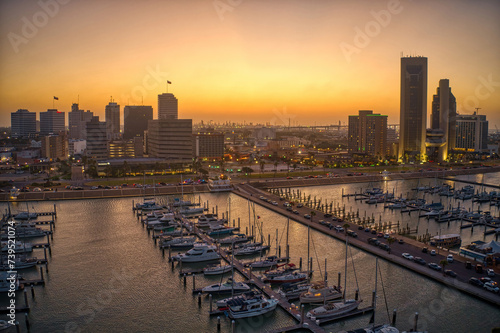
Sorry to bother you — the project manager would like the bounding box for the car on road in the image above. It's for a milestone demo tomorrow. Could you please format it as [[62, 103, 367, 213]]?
[[304, 214, 311, 219], [414, 257, 426, 265], [475, 264, 483, 273], [319, 220, 327, 225], [259, 196, 266, 200], [271, 201, 278, 206], [368, 238, 380, 246], [430, 250, 436, 256], [334, 225, 344, 232], [398, 239, 405, 244], [297, 203, 303, 208], [286, 206, 293, 211], [468, 277, 483, 287], [371, 229, 377, 235], [377, 232, 384, 238], [445, 270, 457, 278], [422, 247, 428, 253], [346, 230, 358, 237], [428, 263, 442, 271], [293, 210, 299, 215], [402, 253, 414, 260], [379, 243, 390, 251], [479, 277, 492, 284], [357, 225, 364, 230], [365, 228, 371, 233], [324, 213, 332, 218], [487, 268, 495, 277], [483, 281, 499, 293], [447, 254, 454, 263]]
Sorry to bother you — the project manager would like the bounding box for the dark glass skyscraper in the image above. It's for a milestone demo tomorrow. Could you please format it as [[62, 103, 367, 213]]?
[[398, 56, 427, 161]]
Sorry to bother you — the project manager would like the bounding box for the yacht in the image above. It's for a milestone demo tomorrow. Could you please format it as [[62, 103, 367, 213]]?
[[0, 272, 19, 292], [249, 256, 278, 268], [208, 225, 238, 237], [306, 299, 361, 319], [172, 243, 220, 263], [299, 281, 342, 303], [0, 257, 38, 270], [13, 212, 38, 220], [217, 234, 250, 245], [227, 294, 279, 318], [1, 241, 33, 253], [159, 236, 197, 249], [201, 278, 250, 294], [233, 245, 270, 256], [277, 281, 311, 300], [180, 207, 205, 215]]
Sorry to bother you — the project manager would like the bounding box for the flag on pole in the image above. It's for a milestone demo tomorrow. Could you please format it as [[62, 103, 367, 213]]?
[[167, 81, 172, 84], [53, 96, 59, 100]]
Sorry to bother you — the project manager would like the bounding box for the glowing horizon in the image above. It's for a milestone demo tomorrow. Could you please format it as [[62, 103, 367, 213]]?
[[0, 0, 499, 128]]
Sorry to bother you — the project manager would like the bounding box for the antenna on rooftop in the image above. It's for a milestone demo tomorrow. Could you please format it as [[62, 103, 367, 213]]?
[[474, 107, 481, 114]]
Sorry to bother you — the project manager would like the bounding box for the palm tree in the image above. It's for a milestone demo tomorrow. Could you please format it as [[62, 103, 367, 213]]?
[[387, 237, 395, 253], [310, 211, 316, 223], [273, 160, 279, 178], [259, 159, 265, 174], [439, 259, 448, 276]]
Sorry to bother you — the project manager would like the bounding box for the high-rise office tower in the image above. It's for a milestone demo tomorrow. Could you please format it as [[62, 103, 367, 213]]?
[[430, 79, 456, 161], [348, 110, 387, 158], [40, 109, 65, 136], [158, 93, 178, 119], [11, 109, 36, 138], [147, 119, 192, 162], [105, 101, 120, 140], [398, 56, 427, 161], [123, 106, 153, 140], [455, 112, 488, 152], [68, 103, 93, 139], [85, 116, 108, 160]]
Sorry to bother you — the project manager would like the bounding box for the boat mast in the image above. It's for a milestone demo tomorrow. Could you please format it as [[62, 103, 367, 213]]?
[[344, 236, 348, 299]]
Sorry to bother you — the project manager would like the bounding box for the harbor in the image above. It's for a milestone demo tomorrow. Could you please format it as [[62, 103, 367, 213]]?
[[0, 174, 499, 332]]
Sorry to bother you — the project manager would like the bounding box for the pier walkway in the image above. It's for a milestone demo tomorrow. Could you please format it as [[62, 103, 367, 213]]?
[[231, 184, 500, 307], [438, 176, 500, 189]]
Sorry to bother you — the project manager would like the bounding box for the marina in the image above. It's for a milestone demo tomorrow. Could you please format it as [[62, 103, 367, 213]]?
[[0, 174, 499, 332]]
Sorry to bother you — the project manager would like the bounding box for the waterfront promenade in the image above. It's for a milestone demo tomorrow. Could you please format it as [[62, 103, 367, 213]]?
[[2, 165, 500, 202], [232, 183, 500, 307]]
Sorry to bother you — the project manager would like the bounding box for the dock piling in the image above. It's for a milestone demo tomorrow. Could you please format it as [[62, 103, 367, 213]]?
[[217, 316, 221, 331], [392, 309, 397, 326], [25, 313, 30, 332], [30, 284, 35, 299], [39, 267, 44, 283], [413, 312, 419, 331], [183, 274, 186, 287], [209, 294, 213, 312], [193, 274, 196, 290], [23, 289, 29, 308], [231, 320, 235, 333], [198, 292, 202, 307]]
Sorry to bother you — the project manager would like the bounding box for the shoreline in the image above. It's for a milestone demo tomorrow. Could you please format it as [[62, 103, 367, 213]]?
[[2, 165, 500, 202]]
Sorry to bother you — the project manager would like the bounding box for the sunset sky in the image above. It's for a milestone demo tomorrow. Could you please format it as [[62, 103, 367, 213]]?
[[1, 0, 499, 128]]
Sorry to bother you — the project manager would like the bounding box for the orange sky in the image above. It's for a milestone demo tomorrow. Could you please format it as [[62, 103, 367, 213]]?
[[0, 0, 499, 128]]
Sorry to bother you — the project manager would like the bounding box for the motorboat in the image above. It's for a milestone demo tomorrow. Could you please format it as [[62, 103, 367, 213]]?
[[216, 290, 260, 309], [277, 281, 311, 300], [1, 241, 33, 253], [197, 219, 226, 229], [13, 212, 38, 220], [0, 257, 38, 270], [306, 299, 361, 319], [172, 243, 220, 262], [263, 270, 308, 284], [136, 200, 163, 211], [180, 207, 205, 215], [0, 271, 19, 292], [159, 236, 197, 249], [201, 278, 250, 294], [227, 294, 278, 318], [203, 264, 233, 276], [299, 281, 342, 303]]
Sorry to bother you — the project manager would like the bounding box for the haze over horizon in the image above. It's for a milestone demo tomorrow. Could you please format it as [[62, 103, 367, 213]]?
[[1, 0, 499, 128]]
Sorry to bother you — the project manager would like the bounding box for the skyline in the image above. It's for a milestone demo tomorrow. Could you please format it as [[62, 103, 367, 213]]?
[[1, 0, 500, 128]]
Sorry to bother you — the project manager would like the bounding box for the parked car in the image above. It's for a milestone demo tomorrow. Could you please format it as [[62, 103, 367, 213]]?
[[414, 257, 426, 265], [483, 281, 499, 293], [422, 247, 428, 253], [398, 239, 405, 244], [297, 203, 303, 208], [377, 232, 384, 238], [475, 264, 483, 273], [357, 225, 364, 230], [428, 263, 442, 271], [379, 243, 390, 251], [447, 255, 454, 263], [430, 250, 436, 256], [445, 270, 457, 277], [293, 210, 299, 215], [304, 214, 311, 219], [334, 226, 344, 232], [365, 228, 371, 233], [465, 261, 472, 269], [324, 213, 332, 218], [479, 277, 491, 284], [346, 230, 358, 237], [487, 269, 495, 277], [469, 277, 483, 287]]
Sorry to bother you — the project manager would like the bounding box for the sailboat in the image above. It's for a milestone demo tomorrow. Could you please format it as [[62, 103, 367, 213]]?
[[306, 237, 361, 319]]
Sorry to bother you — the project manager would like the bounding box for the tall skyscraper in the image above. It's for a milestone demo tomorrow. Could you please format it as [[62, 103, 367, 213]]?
[[11, 109, 36, 138], [68, 104, 93, 139], [398, 56, 428, 161], [85, 116, 108, 160], [348, 110, 387, 158], [429, 79, 456, 161], [40, 109, 65, 136], [148, 119, 192, 162], [158, 93, 178, 119], [123, 106, 153, 140], [455, 112, 488, 152], [105, 101, 120, 140]]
